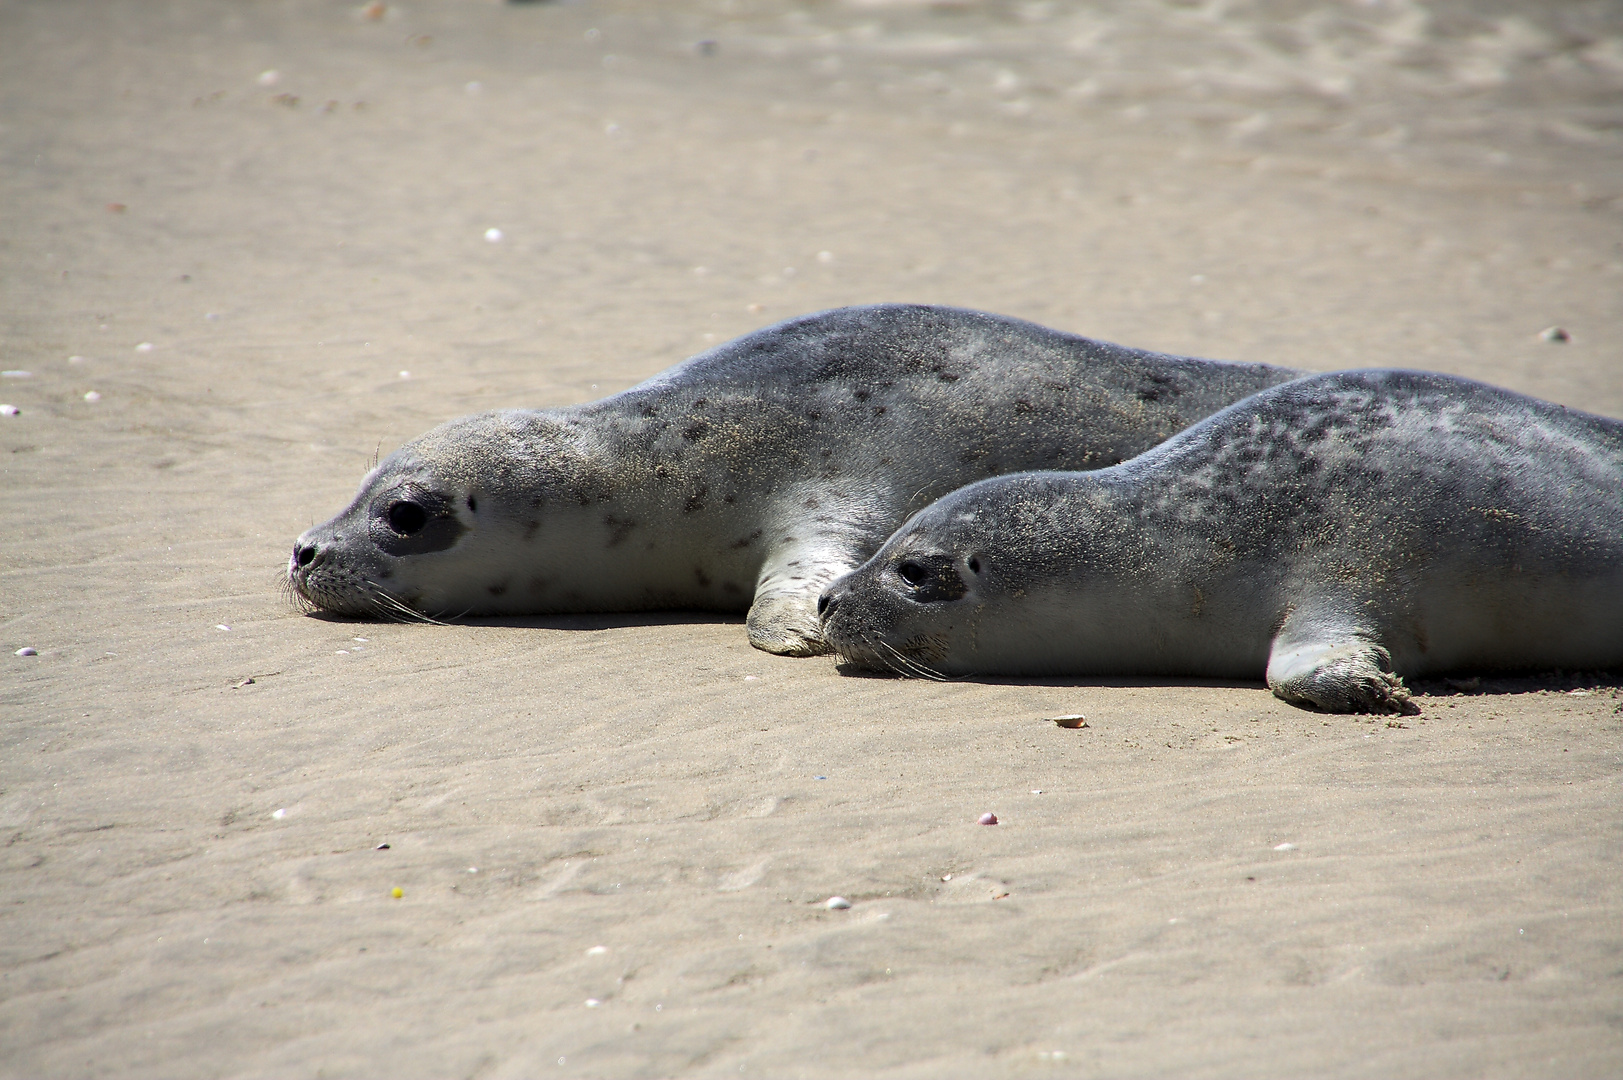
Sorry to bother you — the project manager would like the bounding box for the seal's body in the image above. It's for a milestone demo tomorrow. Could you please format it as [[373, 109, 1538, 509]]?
[[290, 304, 1300, 655], [819, 370, 1623, 709]]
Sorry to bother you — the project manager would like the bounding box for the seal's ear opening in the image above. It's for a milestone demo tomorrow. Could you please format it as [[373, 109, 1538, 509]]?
[[892, 553, 968, 603]]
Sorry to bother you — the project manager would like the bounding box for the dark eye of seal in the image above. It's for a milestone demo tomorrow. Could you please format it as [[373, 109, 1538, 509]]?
[[388, 500, 429, 536], [896, 560, 929, 587], [892, 554, 969, 603]]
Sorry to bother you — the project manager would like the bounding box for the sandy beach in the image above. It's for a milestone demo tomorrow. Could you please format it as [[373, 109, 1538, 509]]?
[[2, 1, 1621, 1076]]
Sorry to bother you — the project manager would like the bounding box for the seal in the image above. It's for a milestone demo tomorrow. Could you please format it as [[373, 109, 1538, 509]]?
[[819, 369, 1623, 710], [288, 303, 1301, 655]]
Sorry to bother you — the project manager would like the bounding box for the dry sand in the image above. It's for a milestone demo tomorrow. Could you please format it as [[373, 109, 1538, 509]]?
[[3, 1, 1622, 1076]]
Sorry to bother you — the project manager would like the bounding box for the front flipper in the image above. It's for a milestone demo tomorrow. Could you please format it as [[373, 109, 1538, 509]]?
[[1266, 608, 1418, 715], [746, 549, 860, 657]]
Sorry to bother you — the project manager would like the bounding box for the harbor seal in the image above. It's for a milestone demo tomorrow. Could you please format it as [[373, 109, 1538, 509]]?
[[288, 304, 1300, 655], [818, 369, 1623, 710]]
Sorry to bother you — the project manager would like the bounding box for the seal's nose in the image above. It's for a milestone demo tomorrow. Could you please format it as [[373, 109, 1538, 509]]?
[[817, 587, 841, 621]]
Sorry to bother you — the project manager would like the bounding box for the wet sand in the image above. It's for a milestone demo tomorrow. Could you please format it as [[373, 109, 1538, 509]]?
[[2, 1, 1621, 1076]]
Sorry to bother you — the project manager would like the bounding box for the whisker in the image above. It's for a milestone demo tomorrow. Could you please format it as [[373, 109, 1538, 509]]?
[[870, 635, 946, 681], [374, 591, 446, 626]]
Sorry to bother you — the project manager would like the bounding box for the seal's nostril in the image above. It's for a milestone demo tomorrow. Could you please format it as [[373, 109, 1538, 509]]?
[[818, 591, 839, 619], [295, 544, 316, 568]]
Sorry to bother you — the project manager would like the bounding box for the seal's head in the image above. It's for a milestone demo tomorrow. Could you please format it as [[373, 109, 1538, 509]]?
[[818, 472, 1136, 677], [288, 410, 619, 620], [816, 482, 1000, 678]]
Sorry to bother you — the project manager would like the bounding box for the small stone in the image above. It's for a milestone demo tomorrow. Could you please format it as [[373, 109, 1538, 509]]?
[[484, 228, 503, 243], [585, 998, 601, 1007], [587, 945, 608, 956], [375, 842, 390, 849], [391, 886, 403, 898], [1540, 326, 1571, 343], [978, 812, 998, 825], [15, 647, 38, 656], [215, 624, 231, 631], [83, 391, 101, 402], [136, 342, 154, 352], [1273, 842, 1296, 851], [1047, 713, 1087, 728], [0, 405, 18, 417], [398, 370, 411, 379], [825, 896, 851, 910], [258, 69, 281, 87], [272, 808, 287, 819]]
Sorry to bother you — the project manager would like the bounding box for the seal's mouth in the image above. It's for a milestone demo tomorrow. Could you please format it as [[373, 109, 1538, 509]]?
[[823, 620, 954, 681], [285, 549, 446, 624]]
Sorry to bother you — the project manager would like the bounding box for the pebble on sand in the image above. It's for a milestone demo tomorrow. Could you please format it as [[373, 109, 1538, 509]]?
[[1541, 326, 1571, 343], [978, 812, 999, 825], [0, 405, 18, 417], [272, 808, 287, 819], [136, 342, 154, 352], [83, 391, 101, 402], [587, 945, 608, 956], [1273, 842, 1296, 851], [1047, 713, 1088, 728], [15, 647, 38, 656], [825, 896, 851, 910], [391, 886, 403, 898], [484, 228, 503, 243]]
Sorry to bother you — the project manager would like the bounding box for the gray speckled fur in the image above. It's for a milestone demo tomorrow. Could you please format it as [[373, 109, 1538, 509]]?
[[290, 303, 1300, 654], [820, 369, 1623, 709]]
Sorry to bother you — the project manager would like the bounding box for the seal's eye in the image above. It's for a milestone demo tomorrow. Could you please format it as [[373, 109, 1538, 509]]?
[[891, 553, 969, 603], [896, 560, 929, 588], [388, 500, 429, 536]]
